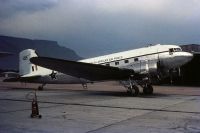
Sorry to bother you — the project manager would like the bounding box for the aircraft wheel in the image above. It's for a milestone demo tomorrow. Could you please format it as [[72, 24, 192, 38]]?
[[128, 85, 139, 97], [143, 84, 153, 95]]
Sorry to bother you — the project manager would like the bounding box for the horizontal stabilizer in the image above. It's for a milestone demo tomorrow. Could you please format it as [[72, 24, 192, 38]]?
[[3, 75, 41, 82], [3, 78, 20, 82], [0, 52, 13, 57]]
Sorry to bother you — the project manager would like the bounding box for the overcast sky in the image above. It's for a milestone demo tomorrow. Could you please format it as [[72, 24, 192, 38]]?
[[0, 0, 200, 57]]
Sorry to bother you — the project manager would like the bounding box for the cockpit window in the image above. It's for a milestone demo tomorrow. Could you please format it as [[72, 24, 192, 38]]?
[[169, 48, 182, 53], [169, 48, 174, 53], [174, 48, 182, 52]]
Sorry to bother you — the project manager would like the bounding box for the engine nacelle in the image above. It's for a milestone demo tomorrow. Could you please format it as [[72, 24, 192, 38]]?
[[129, 60, 158, 74]]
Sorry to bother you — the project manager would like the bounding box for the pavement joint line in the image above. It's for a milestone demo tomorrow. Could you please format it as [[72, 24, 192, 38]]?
[[84, 96, 200, 133], [154, 96, 200, 113], [0, 98, 200, 114], [85, 107, 163, 133], [85, 114, 142, 133]]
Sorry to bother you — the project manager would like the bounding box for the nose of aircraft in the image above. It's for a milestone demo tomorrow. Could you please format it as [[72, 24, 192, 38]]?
[[183, 52, 193, 58], [160, 51, 193, 69], [176, 52, 193, 65]]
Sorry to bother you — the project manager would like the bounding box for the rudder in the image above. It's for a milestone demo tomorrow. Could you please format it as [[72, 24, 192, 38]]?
[[19, 49, 38, 76]]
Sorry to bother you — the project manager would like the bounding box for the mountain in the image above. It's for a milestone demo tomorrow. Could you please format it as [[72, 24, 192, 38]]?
[[0, 35, 82, 70], [180, 44, 200, 53]]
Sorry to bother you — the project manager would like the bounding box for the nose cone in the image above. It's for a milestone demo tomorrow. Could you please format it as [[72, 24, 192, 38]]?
[[175, 52, 193, 65], [182, 52, 193, 60]]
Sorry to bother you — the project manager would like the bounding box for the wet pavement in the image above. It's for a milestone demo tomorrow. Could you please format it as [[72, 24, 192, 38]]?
[[0, 80, 200, 133]]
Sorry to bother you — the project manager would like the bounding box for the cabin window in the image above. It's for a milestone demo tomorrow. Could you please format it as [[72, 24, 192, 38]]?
[[169, 48, 174, 53], [35, 65, 38, 71], [124, 60, 129, 63], [32, 66, 34, 72], [169, 48, 174, 55], [105, 63, 110, 66], [134, 58, 139, 62], [115, 62, 119, 65], [174, 48, 182, 52]]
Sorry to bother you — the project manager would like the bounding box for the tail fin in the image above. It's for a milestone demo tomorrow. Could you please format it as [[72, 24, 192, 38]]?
[[19, 49, 38, 76]]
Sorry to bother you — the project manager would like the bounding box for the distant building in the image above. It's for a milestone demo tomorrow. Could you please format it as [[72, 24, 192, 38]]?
[[0, 72, 19, 78]]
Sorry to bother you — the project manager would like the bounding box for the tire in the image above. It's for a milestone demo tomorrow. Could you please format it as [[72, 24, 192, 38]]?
[[143, 84, 153, 95], [128, 86, 139, 97]]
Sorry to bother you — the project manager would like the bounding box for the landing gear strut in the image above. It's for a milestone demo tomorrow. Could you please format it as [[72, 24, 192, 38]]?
[[126, 78, 139, 96], [127, 85, 139, 96]]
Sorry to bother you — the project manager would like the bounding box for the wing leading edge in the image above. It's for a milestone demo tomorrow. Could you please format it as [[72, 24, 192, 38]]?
[[30, 57, 141, 81]]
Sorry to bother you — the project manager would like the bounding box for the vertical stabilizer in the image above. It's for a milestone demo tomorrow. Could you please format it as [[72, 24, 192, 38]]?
[[19, 49, 38, 76]]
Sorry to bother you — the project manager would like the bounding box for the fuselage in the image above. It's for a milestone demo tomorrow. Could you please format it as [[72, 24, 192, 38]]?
[[21, 44, 193, 84], [80, 44, 192, 71]]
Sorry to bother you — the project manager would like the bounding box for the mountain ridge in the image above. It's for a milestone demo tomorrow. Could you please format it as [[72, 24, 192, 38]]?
[[0, 35, 82, 70]]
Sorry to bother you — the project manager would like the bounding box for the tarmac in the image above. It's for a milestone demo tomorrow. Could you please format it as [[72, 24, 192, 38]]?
[[0, 78, 200, 133]]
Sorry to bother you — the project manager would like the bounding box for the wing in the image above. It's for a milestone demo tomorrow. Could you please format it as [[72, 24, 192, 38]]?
[[30, 57, 141, 81]]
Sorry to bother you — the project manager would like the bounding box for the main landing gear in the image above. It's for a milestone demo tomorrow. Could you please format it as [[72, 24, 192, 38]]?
[[125, 77, 154, 96], [127, 85, 139, 96], [127, 83, 154, 96], [126, 79, 139, 96]]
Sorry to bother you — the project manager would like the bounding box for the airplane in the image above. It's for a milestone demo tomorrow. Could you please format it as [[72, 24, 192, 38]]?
[[4, 44, 193, 96]]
